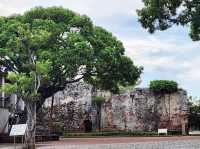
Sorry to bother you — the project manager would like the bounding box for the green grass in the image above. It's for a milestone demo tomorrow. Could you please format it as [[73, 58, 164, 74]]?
[[63, 131, 159, 138]]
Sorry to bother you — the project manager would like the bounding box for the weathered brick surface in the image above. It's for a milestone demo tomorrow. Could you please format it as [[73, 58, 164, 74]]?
[[43, 82, 188, 133], [101, 88, 188, 132]]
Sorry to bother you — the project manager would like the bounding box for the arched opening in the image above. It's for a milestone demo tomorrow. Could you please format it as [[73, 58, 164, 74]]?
[[84, 120, 92, 132]]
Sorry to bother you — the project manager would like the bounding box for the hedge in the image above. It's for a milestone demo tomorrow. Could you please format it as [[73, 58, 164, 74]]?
[[64, 131, 159, 138], [150, 80, 178, 94]]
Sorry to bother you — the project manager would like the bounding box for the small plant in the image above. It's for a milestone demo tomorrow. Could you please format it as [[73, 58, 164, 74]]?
[[92, 96, 106, 106], [150, 80, 178, 94]]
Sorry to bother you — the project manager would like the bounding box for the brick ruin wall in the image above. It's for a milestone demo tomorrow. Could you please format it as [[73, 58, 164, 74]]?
[[101, 89, 188, 132], [42, 82, 188, 133]]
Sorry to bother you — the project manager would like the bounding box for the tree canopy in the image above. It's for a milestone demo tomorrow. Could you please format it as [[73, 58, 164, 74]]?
[[0, 7, 142, 149], [137, 0, 200, 41], [0, 6, 142, 106]]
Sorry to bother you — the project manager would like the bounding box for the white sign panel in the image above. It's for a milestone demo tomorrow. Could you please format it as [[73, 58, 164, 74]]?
[[10, 124, 27, 136]]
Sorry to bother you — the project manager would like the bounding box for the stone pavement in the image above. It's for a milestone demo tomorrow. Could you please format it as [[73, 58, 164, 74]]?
[[0, 144, 25, 149], [38, 136, 200, 149], [39, 140, 200, 149], [1, 136, 200, 149]]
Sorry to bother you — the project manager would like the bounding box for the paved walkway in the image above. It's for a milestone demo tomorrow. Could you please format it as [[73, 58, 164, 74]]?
[[1, 136, 200, 149], [38, 136, 200, 149]]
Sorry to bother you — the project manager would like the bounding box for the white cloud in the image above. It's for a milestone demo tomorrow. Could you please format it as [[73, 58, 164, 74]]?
[[122, 35, 200, 96], [0, 0, 143, 18], [124, 36, 198, 56], [123, 36, 198, 67], [1, 0, 200, 96], [177, 58, 200, 81]]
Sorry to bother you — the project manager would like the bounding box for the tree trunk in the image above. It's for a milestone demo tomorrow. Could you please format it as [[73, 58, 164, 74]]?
[[49, 94, 55, 133], [25, 101, 36, 149]]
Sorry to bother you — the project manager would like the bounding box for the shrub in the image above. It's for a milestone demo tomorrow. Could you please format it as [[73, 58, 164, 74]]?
[[64, 131, 158, 138], [92, 96, 106, 106], [150, 80, 178, 94]]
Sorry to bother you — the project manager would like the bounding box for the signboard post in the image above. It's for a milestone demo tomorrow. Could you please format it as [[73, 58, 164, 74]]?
[[10, 124, 27, 149]]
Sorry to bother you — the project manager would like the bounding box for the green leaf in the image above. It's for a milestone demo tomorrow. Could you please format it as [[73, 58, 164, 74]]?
[[0, 83, 17, 94], [7, 72, 19, 83], [36, 60, 51, 75], [92, 96, 106, 106], [150, 80, 178, 94]]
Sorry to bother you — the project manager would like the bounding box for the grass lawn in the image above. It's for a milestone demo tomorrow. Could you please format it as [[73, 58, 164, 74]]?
[[63, 131, 182, 138]]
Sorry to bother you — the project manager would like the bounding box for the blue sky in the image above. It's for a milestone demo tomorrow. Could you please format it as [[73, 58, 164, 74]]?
[[1, 0, 200, 97]]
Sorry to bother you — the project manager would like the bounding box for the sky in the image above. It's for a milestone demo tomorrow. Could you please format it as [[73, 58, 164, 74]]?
[[1, 0, 200, 97]]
